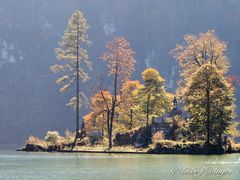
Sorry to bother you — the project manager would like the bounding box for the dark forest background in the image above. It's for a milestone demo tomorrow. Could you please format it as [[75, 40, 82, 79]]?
[[0, 0, 239, 144]]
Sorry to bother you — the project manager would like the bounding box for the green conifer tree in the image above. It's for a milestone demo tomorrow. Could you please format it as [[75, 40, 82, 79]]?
[[184, 64, 235, 144]]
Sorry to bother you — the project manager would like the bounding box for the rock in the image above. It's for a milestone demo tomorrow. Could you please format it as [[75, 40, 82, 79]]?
[[47, 145, 57, 152], [113, 127, 147, 147], [76, 137, 91, 146], [147, 140, 228, 155], [22, 143, 46, 152], [114, 133, 131, 146], [202, 143, 225, 155]]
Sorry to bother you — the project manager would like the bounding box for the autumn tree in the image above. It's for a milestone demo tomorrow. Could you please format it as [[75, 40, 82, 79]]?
[[138, 68, 173, 141], [227, 76, 240, 89], [171, 30, 229, 96], [184, 64, 235, 145], [84, 90, 112, 137], [51, 10, 92, 148], [119, 80, 144, 130], [101, 37, 136, 149]]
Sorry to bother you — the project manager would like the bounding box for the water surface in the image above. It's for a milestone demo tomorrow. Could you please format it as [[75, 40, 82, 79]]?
[[0, 150, 240, 180]]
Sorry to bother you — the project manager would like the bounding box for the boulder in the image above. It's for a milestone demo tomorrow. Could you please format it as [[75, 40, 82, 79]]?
[[22, 143, 46, 152], [202, 143, 225, 155], [113, 127, 147, 147], [147, 140, 204, 154]]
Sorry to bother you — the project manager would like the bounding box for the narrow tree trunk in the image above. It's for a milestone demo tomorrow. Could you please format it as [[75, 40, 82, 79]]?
[[206, 80, 211, 144], [146, 94, 150, 128], [102, 125, 104, 137], [73, 24, 80, 149], [106, 111, 111, 150], [80, 120, 85, 138], [108, 63, 118, 150], [108, 128, 112, 149], [218, 133, 222, 145], [102, 113, 105, 137], [129, 109, 133, 130], [109, 103, 115, 149], [145, 94, 151, 145]]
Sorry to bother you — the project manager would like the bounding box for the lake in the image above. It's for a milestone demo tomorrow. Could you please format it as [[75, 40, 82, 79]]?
[[0, 150, 240, 180]]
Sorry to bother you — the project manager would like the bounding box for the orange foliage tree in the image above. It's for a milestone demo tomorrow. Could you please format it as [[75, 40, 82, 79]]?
[[227, 76, 240, 88], [84, 90, 112, 137], [101, 37, 136, 149]]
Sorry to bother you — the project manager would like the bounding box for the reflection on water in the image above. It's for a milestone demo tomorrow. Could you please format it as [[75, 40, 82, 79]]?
[[0, 150, 240, 180]]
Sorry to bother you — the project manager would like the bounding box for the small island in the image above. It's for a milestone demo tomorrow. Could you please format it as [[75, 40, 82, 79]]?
[[19, 11, 240, 155]]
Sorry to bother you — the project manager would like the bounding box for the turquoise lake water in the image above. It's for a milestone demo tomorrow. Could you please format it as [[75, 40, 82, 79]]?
[[0, 150, 240, 180]]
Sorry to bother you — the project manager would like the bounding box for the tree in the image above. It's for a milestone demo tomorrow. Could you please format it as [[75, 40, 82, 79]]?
[[171, 30, 229, 96], [84, 90, 112, 137], [227, 76, 240, 89], [51, 10, 92, 148], [101, 37, 136, 149], [119, 80, 144, 130], [184, 64, 235, 145], [138, 68, 173, 141]]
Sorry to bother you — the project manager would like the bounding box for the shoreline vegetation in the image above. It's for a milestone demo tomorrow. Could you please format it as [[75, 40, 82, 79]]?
[[19, 10, 240, 155], [18, 128, 240, 155], [18, 140, 240, 155]]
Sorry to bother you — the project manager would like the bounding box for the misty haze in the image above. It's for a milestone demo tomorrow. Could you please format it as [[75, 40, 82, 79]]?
[[1, 1, 240, 179]]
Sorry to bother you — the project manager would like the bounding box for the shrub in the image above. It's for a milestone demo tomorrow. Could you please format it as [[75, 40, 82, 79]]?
[[77, 136, 91, 146], [64, 129, 75, 144], [152, 131, 165, 143], [44, 131, 61, 145], [26, 135, 46, 147], [169, 116, 188, 141], [155, 140, 177, 147], [232, 143, 240, 152], [102, 137, 109, 146]]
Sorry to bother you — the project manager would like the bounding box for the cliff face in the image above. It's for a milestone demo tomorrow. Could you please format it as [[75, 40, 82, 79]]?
[[0, 0, 240, 144]]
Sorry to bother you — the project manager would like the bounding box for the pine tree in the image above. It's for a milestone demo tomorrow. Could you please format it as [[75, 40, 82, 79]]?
[[51, 10, 92, 148]]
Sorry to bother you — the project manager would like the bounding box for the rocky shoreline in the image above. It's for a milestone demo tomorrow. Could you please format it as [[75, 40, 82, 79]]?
[[17, 140, 240, 155], [147, 141, 240, 155]]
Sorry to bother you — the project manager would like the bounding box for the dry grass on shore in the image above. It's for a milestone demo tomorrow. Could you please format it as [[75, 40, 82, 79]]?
[[72, 145, 148, 153]]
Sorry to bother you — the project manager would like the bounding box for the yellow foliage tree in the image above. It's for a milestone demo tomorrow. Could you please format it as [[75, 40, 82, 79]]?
[[171, 30, 229, 97], [119, 80, 144, 130]]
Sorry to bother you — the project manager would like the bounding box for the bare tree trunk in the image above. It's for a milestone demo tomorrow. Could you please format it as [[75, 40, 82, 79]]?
[[80, 120, 85, 138], [108, 128, 112, 149], [145, 94, 151, 145], [129, 109, 133, 130], [102, 113, 105, 137], [99, 88, 112, 150], [108, 63, 118, 150], [217, 133, 222, 145], [206, 79, 211, 145], [146, 94, 150, 128], [73, 24, 80, 149], [106, 111, 111, 150]]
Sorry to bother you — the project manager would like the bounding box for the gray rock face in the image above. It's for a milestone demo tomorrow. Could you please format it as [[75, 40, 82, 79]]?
[[0, 0, 240, 144]]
